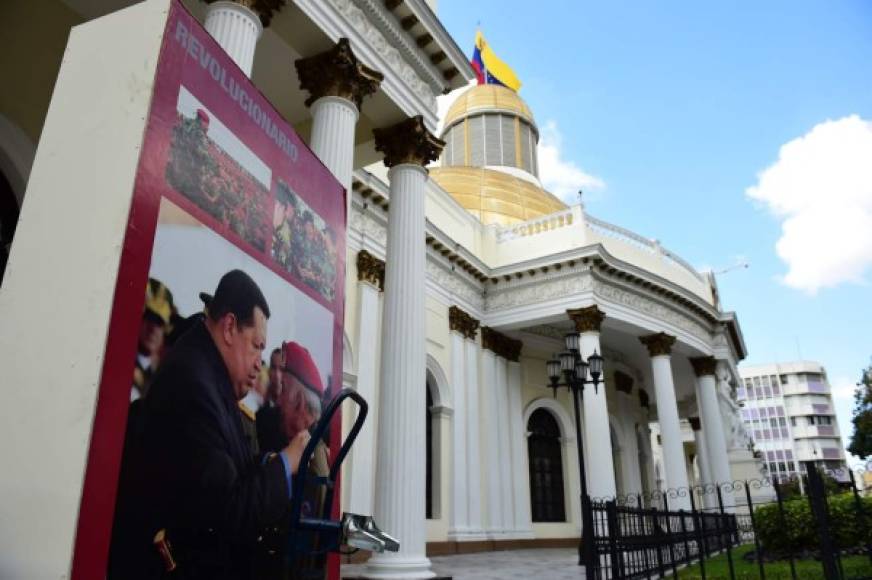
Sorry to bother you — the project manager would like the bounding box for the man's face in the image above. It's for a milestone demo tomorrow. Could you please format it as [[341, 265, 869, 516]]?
[[279, 372, 315, 437], [138, 314, 165, 356], [221, 307, 267, 400]]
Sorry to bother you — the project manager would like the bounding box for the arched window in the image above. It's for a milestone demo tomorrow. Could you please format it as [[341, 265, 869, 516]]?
[[527, 409, 566, 522], [426, 384, 434, 520]]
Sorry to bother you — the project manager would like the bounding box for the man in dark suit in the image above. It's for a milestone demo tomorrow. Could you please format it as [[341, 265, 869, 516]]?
[[109, 270, 309, 580]]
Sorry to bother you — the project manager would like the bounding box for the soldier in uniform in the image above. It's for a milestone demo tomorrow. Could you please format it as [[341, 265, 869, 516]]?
[[132, 278, 174, 402], [278, 342, 330, 580], [108, 270, 311, 580], [238, 363, 269, 457]]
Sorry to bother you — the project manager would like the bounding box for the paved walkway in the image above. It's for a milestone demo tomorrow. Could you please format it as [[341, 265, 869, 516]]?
[[341, 548, 584, 579]]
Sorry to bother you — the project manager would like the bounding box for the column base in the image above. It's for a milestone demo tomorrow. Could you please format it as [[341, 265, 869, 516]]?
[[363, 554, 436, 579], [503, 529, 536, 540], [446, 528, 489, 542]]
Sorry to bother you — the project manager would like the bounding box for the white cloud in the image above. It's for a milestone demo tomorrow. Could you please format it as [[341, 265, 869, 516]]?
[[746, 115, 872, 294], [537, 120, 605, 204]]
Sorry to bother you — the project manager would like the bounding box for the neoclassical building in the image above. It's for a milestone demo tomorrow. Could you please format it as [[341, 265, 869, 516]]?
[[0, 0, 761, 578]]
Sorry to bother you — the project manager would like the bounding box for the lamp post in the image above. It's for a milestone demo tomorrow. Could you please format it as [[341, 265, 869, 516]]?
[[546, 331, 603, 578]]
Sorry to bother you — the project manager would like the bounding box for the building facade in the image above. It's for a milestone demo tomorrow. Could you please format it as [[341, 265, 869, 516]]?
[[739, 362, 848, 478], [0, 0, 764, 577]]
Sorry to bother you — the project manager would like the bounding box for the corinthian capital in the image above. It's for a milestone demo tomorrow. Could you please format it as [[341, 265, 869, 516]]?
[[567, 305, 606, 333], [449, 305, 479, 340], [373, 115, 444, 168], [205, 0, 285, 27], [690, 356, 717, 378], [295, 38, 384, 110], [639, 332, 676, 357], [356, 250, 385, 291]]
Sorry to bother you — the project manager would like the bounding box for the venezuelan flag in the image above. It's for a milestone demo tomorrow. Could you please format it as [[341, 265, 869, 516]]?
[[471, 31, 522, 92]]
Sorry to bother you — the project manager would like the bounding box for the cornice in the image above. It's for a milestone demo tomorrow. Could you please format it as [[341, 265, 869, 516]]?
[[399, 0, 475, 85], [297, 0, 438, 121], [354, 0, 450, 93]]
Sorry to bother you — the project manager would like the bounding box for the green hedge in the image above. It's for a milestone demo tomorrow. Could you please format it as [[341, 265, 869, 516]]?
[[754, 493, 872, 554]]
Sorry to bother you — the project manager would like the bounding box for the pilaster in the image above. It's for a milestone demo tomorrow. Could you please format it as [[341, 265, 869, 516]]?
[[346, 251, 384, 516]]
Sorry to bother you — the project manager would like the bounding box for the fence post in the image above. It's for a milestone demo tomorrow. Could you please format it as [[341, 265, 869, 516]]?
[[678, 508, 692, 568], [690, 487, 707, 580], [638, 494, 653, 580], [805, 463, 840, 580], [606, 500, 623, 579], [662, 495, 679, 578], [743, 481, 766, 580], [848, 470, 872, 567], [772, 478, 798, 580], [651, 507, 667, 579], [717, 484, 737, 580]]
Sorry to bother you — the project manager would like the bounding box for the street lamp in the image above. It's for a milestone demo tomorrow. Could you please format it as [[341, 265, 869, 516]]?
[[545, 331, 604, 577]]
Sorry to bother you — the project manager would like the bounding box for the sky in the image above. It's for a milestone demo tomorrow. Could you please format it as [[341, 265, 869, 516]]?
[[436, 0, 872, 464]]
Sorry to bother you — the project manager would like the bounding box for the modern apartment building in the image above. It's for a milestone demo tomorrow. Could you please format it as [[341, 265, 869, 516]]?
[[738, 361, 847, 480]]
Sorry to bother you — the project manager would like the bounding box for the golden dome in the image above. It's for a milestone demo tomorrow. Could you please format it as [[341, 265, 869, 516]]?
[[430, 166, 566, 226], [443, 84, 535, 131]]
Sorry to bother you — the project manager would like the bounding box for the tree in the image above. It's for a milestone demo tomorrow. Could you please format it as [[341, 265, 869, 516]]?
[[847, 361, 872, 459]]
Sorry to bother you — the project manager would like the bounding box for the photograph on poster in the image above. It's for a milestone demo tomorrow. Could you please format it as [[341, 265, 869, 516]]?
[[111, 196, 336, 577], [272, 179, 339, 302], [166, 86, 272, 252]]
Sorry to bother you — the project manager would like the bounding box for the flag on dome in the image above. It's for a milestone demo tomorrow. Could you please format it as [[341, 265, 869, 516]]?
[[471, 31, 522, 92]]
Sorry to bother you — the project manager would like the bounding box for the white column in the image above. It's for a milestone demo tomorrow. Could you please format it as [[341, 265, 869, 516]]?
[[692, 420, 717, 510], [347, 272, 381, 515], [642, 334, 691, 510], [297, 39, 381, 224], [366, 163, 433, 579], [563, 435, 582, 533], [495, 357, 515, 533], [619, 408, 644, 497], [695, 358, 735, 508], [448, 329, 469, 538], [580, 331, 617, 499], [480, 347, 504, 535], [309, 96, 359, 199], [203, 1, 262, 77], [508, 361, 533, 536], [464, 338, 485, 537]]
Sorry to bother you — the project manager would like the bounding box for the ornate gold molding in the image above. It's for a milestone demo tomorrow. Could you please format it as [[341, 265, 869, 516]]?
[[567, 304, 606, 333], [204, 0, 285, 27], [639, 332, 676, 357], [295, 38, 384, 110], [690, 356, 717, 377], [356, 250, 385, 291], [448, 305, 479, 340], [481, 327, 522, 362], [373, 115, 444, 167], [689, 416, 702, 431]]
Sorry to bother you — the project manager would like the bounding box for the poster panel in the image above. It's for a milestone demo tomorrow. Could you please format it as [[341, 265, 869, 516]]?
[[72, 2, 346, 578]]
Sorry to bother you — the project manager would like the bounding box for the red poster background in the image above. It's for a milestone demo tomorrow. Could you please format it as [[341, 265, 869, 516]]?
[[72, 2, 346, 578]]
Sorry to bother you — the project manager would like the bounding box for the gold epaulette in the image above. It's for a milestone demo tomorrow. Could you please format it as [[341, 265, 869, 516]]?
[[238, 401, 256, 422]]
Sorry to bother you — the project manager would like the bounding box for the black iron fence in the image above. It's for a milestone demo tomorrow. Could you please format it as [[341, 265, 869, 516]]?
[[580, 464, 872, 580]]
